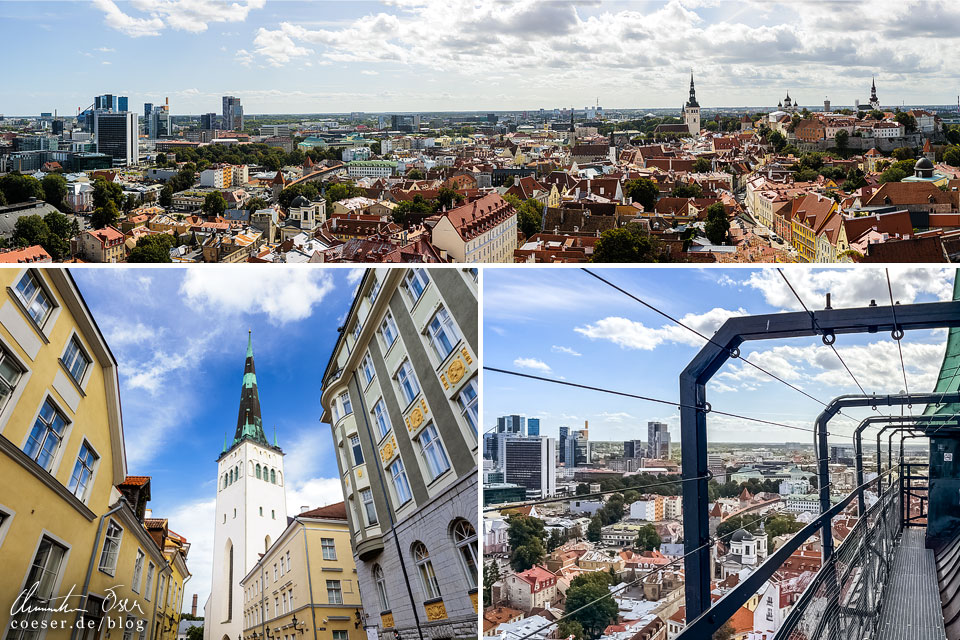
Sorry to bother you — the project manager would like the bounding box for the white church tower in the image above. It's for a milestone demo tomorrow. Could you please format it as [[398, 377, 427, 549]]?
[[205, 332, 288, 640], [684, 72, 701, 136]]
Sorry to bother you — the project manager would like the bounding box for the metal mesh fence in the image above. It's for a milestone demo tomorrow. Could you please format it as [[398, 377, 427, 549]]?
[[773, 475, 902, 640]]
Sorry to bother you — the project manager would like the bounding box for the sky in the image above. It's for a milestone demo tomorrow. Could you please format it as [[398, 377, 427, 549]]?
[[3, 0, 960, 116], [484, 266, 958, 449], [71, 266, 365, 614]]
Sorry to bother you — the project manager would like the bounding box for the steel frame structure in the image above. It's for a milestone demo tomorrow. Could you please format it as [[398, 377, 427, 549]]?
[[680, 299, 960, 624]]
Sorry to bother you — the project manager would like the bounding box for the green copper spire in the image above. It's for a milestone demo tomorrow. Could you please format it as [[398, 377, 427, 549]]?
[[233, 331, 268, 447]]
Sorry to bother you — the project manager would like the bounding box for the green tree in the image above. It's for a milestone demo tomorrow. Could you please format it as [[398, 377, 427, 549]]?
[[278, 182, 319, 209], [12, 215, 50, 248], [623, 177, 659, 211], [635, 524, 662, 552], [834, 129, 849, 157], [369, 141, 381, 155], [92, 178, 124, 210], [90, 200, 120, 230], [768, 130, 787, 151], [326, 182, 360, 202], [155, 153, 167, 167], [0, 173, 44, 204], [507, 515, 547, 572], [671, 183, 703, 198], [575, 483, 590, 496], [713, 621, 736, 640], [592, 224, 666, 263], [159, 184, 174, 207], [586, 516, 602, 542], [202, 191, 227, 217], [879, 166, 909, 183], [547, 528, 564, 552], [245, 196, 269, 212], [693, 157, 712, 173], [406, 169, 425, 180], [124, 193, 138, 212], [436, 186, 464, 210], [944, 147, 960, 168], [41, 174, 68, 209], [44, 211, 73, 240], [128, 234, 176, 263], [895, 112, 918, 133], [185, 626, 203, 640], [565, 573, 618, 639], [704, 202, 730, 245], [764, 513, 804, 546], [503, 194, 543, 238], [556, 620, 585, 640], [483, 562, 500, 607], [891, 147, 915, 162], [503, 175, 515, 187]]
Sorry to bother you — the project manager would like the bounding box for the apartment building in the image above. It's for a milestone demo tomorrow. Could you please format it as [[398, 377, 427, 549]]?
[[429, 194, 518, 263], [321, 268, 479, 640]]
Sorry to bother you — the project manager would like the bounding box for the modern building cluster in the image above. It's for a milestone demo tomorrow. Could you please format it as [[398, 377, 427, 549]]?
[[320, 267, 479, 640], [0, 268, 191, 640]]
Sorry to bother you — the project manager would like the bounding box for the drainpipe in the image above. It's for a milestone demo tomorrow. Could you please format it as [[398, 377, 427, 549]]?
[[296, 518, 318, 640], [72, 500, 127, 640]]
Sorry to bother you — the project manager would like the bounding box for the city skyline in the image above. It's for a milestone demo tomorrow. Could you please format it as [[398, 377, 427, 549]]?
[[4, 0, 960, 115], [70, 267, 366, 619], [484, 267, 957, 445]]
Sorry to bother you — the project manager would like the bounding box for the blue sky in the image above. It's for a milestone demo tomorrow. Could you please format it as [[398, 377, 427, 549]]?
[[4, 0, 960, 116], [71, 266, 364, 613], [484, 267, 957, 448]]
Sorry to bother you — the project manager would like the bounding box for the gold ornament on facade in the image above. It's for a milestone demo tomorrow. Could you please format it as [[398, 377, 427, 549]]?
[[447, 358, 466, 384], [440, 373, 449, 390], [409, 407, 424, 430], [470, 592, 478, 613], [379, 438, 397, 463], [380, 613, 395, 628], [461, 347, 473, 364], [424, 601, 448, 621]]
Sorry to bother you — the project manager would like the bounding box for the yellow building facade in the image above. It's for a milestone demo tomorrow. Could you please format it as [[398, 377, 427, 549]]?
[[240, 503, 366, 640], [0, 268, 188, 640]]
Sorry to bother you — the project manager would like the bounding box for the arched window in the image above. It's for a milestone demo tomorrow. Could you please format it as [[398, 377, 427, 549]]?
[[263, 467, 270, 481], [228, 469, 233, 484], [256, 464, 261, 479], [412, 542, 440, 600], [451, 520, 478, 589], [222, 474, 227, 489], [270, 469, 276, 484], [277, 471, 282, 486], [374, 564, 390, 611]]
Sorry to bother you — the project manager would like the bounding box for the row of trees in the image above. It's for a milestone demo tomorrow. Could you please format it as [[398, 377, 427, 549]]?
[[162, 143, 341, 173]]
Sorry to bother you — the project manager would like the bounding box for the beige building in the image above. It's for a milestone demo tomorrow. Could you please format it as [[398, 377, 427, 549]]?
[[428, 194, 518, 263], [240, 503, 366, 640], [75, 226, 125, 263]]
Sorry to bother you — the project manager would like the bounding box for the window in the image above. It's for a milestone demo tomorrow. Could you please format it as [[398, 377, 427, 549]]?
[[372, 399, 392, 440], [132, 549, 145, 593], [452, 520, 478, 589], [374, 564, 390, 611], [286, 551, 291, 572], [270, 469, 276, 484], [361, 353, 376, 385], [0, 348, 23, 413], [144, 563, 154, 601], [368, 277, 381, 301], [427, 307, 459, 359], [457, 377, 478, 436], [390, 459, 412, 504], [350, 435, 364, 465], [7, 536, 68, 639], [333, 632, 348, 640], [158, 575, 166, 608], [413, 542, 441, 600], [396, 360, 420, 405], [417, 424, 450, 481], [326, 580, 343, 605], [121, 616, 135, 640], [24, 399, 68, 472], [380, 312, 398, 348], [98, 520, 122, 574], [256, 464, 261, 479], [282, 592, 288, 613], [62, 337, 91, 385], [404, 268, 430, 300], [68, 442, 98, 501], [260, 507, 263, 516], [361, 488, 378, 526], [14, 271, 53, 326], [272, 509, 276, 519], [321, 538, 336, 561], [339, 392, 353, 417], [274, 563, 278, 581]]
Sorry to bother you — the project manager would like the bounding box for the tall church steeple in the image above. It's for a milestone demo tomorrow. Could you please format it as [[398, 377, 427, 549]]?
[[686, 72, 699, 108], [234, 330, 268, 447], [683, 71, 701, 136]]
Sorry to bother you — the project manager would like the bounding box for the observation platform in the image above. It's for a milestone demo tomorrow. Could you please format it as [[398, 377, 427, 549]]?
[[877, 527, 946, 640]]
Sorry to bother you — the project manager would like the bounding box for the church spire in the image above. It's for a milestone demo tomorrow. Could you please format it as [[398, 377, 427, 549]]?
[[234, 330, 268, 447], [686, 71, 699, 108]]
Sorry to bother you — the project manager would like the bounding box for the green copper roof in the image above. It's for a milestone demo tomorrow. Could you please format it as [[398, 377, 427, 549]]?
[[925, 269, 960, 417], [233, 331, 270, 447]]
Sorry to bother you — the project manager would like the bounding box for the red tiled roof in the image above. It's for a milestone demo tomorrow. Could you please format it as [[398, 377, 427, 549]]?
[[299, 502, 347, 519]]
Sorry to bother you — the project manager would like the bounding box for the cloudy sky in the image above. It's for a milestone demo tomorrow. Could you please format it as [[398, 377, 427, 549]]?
[[484, 267, 958, 448], [3, 0, 959, 115], [72, 267, 363, 615]]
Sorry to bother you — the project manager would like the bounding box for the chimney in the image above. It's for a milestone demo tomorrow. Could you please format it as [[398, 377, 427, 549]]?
[[191, 594, 198, 617], [301, 505, 310, 513]]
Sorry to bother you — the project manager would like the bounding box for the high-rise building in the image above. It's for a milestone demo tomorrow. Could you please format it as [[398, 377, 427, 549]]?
[[144, 102, 153, 125], [708, 454, 726, 483], [201, 112, 219, 130], [648, 421, 672, 459], [205, 334, 288, 640], [147, 99, 172, 139], [94, 93, 127, 112], [497, 414, 525, 435], [222, 95, 244, 130], [321, 268, 479, 640], [558, 426, 569, 464], [624, 439, 645, 459], [573, 424, 590, 466], [527, 417, 540, 436], [499, 436, 556, 498], [94, 110, 138, 166]]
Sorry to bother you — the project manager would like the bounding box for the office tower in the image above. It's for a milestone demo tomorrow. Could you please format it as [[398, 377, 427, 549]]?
[[93, 94, 127, 112], [94, 110, 138, 166], [558, 426, 569, 464], [574, 427, 590, 466], [708, 454, 726, 483], [201, 112, 219, 130], [320, 268, 478, 640], [528, 418, 540, 437], [222, 95, 243, 130], [147, 98, 171, 139], [624, 439, 645, 459], [497, 414, 526, 435], [143, 102, 153, 123], [648, 421, 671, 459], [499, 436, 556, 498]]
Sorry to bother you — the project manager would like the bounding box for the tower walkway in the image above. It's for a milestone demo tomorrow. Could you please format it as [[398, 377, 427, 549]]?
[[877, 527, 947, 640]]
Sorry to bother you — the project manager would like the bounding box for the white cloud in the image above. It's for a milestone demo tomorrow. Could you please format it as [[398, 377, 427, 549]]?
[[180, 270, 335, 326], [575, 307, 748, 350], [92, 0, 165, 37], [96, 46, 115, 52], [166, 497, 216, 613], [346, 268, 366, 285], [95, 0, 266, 37], [551, 345, 582, 357], [286, 477, 346, 516], [514, 357, 552, 373]]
